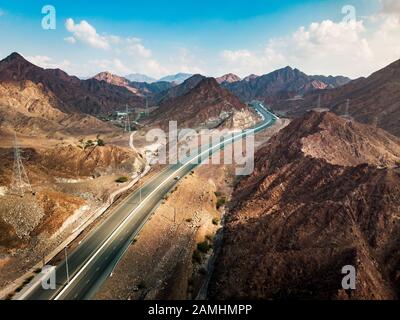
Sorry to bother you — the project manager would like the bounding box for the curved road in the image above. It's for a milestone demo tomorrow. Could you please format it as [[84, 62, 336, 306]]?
[[20, 103, 277, 300]]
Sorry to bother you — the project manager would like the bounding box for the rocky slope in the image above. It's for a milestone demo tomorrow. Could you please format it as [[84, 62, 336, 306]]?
[[154, 74, 206, 104], [0, 53, 144, 114], [274, 58, 400, 137], [0, 80, 116, 137], [209, 111, 400, 300], [222, 66, 350, 104], [149, 77, 259, 129]]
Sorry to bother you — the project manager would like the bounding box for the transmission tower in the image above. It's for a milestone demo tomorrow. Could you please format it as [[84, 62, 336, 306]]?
[[11, 132, 32, 197], [345, 99, 350, 117], [145, 98, 149, 117], [124, 105, 131, 132]]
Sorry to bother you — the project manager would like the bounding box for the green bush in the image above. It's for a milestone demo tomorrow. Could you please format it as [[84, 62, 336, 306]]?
[[216, 197, 226, 209], [138, 281, 146, 289], [192, 250, 202, 264], [197, 241, 211, 253], [115, 176, 128, 183], [214, 191, 222, 197], [97, 138, 105, 146], [212, 217, 220, 225]]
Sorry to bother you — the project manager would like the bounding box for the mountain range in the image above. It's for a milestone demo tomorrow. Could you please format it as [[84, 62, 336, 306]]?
[[148, 77, 258, 129], [0, 53, 145, 115], [221, 66, 351, 104], [273, 59, 400, 137]]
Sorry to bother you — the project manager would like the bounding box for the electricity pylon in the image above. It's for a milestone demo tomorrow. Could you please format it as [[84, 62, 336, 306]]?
[[345, 98, 350, 117], [145, 98, 149, 117], [11, 132, 32, 197], [124, 105, 131, 132]]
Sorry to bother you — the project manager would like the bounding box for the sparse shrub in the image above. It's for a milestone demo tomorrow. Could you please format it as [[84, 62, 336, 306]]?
[[205, 234, 214, 242], [212, 217, 220, 225], [197, 241, 211, 253], [97, 138, 105, 146], [216, 197, 226, 209], [199, 267, 207, 275], [214, 191, 222, 197], [115, 176, 128, 183], [185, 218, 192, 223], [138, 281, 146, 290], [192, 250, 202, 264], [395, 160, 400, 168]]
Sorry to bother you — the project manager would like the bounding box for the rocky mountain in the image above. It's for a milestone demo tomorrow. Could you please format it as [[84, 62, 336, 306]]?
[[216, 73, 241, 84], [92, 71, 173, 99], [0, 53, 144, 115], [93, 71, 141, 94], [0, 80, 115, 137], [274, 58, 400, 137], [222, 66, 350, 104], [243, 74, 259, 82], [154, 74, 206, 104], [210, 111, 400, 300], [149, 77, 259, 129], [159, 73, 193, 84], [125, 73, 156, 83]]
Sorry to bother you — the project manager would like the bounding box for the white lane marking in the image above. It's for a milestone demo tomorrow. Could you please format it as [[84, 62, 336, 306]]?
[[54, 105, 274, 300]]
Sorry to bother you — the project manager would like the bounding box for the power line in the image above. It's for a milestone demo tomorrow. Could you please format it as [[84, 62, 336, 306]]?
[[124, 105, 131, 132], [11, 132, 33, 197]]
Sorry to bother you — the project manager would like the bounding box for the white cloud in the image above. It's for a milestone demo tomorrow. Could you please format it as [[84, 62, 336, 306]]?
[[89, 58, 131, 75], [219, 15, 400, 78], [65, 18, 110, 50], [64, 36, 76, 44], [26, 55, 71, 70], [126, 38, 152, 58]]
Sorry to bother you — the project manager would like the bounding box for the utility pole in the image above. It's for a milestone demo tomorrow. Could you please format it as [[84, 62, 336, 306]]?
[[65, 246, 70, 284], [124, 105, 131, 132], [11, 132, 32, 197]]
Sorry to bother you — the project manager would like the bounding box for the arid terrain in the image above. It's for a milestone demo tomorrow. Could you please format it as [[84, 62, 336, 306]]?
[[95, 118, 288, 300], [209, 111, 400, 300]]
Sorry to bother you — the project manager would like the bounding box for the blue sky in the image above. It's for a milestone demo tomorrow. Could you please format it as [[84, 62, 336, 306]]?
[[0, 0, 398, 79]]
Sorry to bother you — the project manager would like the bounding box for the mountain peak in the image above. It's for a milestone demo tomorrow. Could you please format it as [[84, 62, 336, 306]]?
[[216, 73, 241, 84], [1, 52, 31, 65]]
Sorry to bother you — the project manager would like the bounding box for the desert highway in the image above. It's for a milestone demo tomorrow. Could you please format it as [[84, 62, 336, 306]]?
[[19, 102, 277, 300]]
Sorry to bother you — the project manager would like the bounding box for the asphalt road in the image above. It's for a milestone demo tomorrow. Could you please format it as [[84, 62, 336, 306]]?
[[20, 102, 277, 300]]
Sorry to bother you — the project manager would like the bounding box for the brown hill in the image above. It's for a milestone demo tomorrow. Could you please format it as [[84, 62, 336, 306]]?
[[210, 111, 400, 300], [149, 77, 259, 129], [216, 73, 241, 84], [0, 53, 144, 114], [92, 71, 140, 95], [274, 58, 400, 136], [0, 80, 116, 136]]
